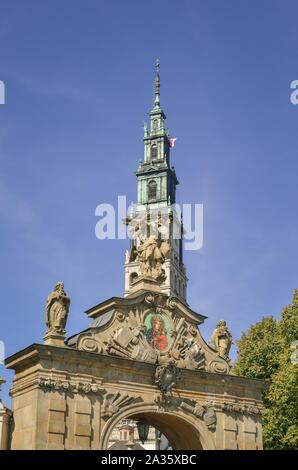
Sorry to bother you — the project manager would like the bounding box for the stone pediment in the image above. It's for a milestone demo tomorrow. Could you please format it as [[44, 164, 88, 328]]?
[[66, 291, 231, 375], [136, 163, 168, 175]]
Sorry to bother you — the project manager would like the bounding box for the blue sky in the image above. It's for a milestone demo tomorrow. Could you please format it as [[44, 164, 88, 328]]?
[[1, 0, 298, 404]]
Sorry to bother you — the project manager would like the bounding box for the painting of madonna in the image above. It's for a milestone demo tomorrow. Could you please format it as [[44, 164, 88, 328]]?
[[145, 315, 168, 351]]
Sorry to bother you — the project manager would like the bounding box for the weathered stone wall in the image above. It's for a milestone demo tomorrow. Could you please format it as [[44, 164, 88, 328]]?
[[6, 344, 266, 450]]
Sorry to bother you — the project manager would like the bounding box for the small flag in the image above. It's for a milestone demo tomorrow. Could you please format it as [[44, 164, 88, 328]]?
[[169, 137, 177, 148]]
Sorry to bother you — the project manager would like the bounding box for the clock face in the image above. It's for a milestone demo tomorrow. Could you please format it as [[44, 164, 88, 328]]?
[[144, 312, 170, 351]]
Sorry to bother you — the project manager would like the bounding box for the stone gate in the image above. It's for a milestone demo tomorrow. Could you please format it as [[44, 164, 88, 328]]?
[[5, 281, 266, 450]]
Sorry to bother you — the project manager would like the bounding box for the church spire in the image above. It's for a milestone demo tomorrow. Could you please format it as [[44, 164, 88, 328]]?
[[154, 58, 161, 109], [124, 62, 187, 302]]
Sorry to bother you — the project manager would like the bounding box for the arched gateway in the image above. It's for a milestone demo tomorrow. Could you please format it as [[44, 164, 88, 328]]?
[[5, 287, 266, 450], [5, 62, 267, 450], [101, 406, 214, 450]]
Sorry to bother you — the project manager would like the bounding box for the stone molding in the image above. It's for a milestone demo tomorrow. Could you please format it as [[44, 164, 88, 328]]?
[[38, 377, 105, 396], [220, 401, 264, 416], [153, 392, 264, 431]]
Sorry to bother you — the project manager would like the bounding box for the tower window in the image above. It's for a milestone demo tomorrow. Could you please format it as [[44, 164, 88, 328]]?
[[151, 144, 158, 160], [130, 272, 138, 285], [148, 180, 157, 201]]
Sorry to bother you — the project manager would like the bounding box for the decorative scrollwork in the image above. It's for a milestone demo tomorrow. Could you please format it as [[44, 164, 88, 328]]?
[[102, 392, 142, 419], [78, 336, 102, 353], [207, 360, 230, 374]]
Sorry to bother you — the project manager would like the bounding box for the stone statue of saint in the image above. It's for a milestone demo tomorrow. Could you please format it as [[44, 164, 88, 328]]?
[[130, 212, 171, 281], [136, 236, 169, 281], [210, 320, 232, 359], [45, 282, 70, 336], [137, 236, 160, 277]]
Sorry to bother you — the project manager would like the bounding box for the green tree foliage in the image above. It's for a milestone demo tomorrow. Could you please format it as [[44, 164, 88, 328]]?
[[234, 290, 298, 449], [233, 316, 282, 379], [263, 351, 298, 449]]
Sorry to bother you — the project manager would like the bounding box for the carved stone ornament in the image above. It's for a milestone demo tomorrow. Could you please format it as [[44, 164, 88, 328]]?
[[175, 337, 206, 370], [179, 399, 217, 430], [154, 392, 174, 411], [166, 297, 178, 310], [38, 377, 104, 395], [221, 401, 264, 416], [152, 393, 217, 430], [127, 211, 171, 281], [78, 336, 103, 354], [144, 293, 155, 305], [72, 293, 231, 376], [155, 360, 181, 394], [102, 392, 142, 419], [207, 360, 230, 374], [105, 319, 158, 364]]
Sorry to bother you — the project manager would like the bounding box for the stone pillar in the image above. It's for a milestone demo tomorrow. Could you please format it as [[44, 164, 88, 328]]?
[[0, 377, 12, 450]]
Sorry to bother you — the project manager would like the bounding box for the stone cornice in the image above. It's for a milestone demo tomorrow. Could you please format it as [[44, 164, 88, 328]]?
[[6, 343, 268, 397], [37, 377, 105, 395], [219, 401, 264, 416]]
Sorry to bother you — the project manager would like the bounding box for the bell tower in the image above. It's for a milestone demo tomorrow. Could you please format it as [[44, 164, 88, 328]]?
[[124, 60, 188, 302], [138, 59, 178, 208]]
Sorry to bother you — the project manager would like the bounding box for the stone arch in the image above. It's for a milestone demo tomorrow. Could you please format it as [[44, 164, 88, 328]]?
[[100, 402, 215, 450]]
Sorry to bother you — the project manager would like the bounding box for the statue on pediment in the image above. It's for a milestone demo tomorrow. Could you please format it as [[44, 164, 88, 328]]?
[[45, 282, 70, 336], [210, 320, 232, 359]]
